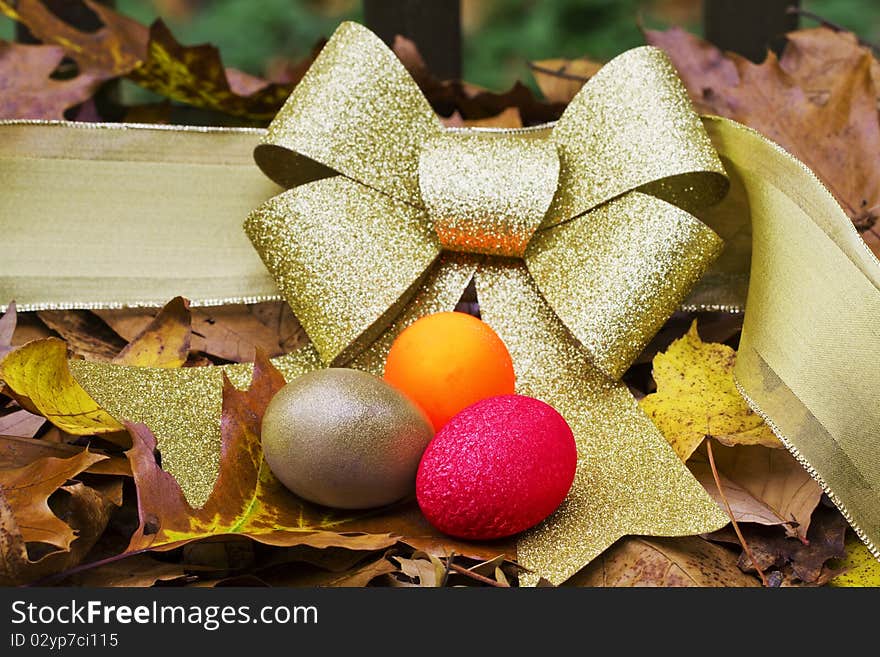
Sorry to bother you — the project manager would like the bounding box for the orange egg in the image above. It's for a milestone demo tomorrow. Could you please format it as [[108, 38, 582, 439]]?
[[383, 312, 516, 431]]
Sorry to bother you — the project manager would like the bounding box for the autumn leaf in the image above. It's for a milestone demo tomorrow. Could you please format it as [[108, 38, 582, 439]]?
[[0, 435, 130, 476], [830, 537, 880, 587], [528, 57, 603, 104], [690, 444, 822, 540], [0, 41, 99, 119], [0, 448, 106, 549], [441, 107, 523, 128], [0, 338, 123, 434], [113, 296, 191, 367], [0, 408, 45, 438], [0, 487, 28, 586], [645, 26, 880, 242], [36, 309, 128, 361], [779, 27, 880, 108], [0, 472, 122, 586], [393, 553, 448, 587], [713, 507, 848, 585], [565, 536, 759, 587], [97, 302, 287, 363], [640, 321, 780, 460], [129, 20, 298, 121], [0, 0, 307, 121], [0, 0, 146, 76], [0, 301, 14, 356]]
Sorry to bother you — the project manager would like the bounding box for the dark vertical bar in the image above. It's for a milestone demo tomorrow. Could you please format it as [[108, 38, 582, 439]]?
[[364, 0, 461, 79], [703, 0, 800, 61]]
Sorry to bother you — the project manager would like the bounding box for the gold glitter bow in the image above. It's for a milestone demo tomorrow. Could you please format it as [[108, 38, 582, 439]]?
[[63, 21, 738, 584], [242, 21, 732, 583]]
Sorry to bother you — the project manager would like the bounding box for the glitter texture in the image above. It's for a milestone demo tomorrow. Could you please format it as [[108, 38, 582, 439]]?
[[545, 45, 728, 228], [70, 349, 322, 507], [476, 262, 726, 585], [245, 176, 440, 365], [419, 133, 559, 257], [525, 191, 723, 380], [72, 23, 733, 580]]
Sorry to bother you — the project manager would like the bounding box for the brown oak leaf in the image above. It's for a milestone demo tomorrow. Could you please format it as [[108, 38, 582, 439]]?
[[566, 535, 759, 587], [645, 26, 880, 239], [0, 41, 98, 119]]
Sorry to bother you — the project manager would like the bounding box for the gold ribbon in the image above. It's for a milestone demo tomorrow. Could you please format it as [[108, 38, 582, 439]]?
[[3, 21, 876, 578]]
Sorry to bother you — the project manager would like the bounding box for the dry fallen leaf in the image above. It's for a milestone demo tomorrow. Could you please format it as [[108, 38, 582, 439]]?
[[191, 306, 284, 363], [36, 310, 128, 362], [96, 303, 286, 363], [0, 434, 130, 475], [710, 507, 847, 585], [0, 301, 15, 354], [529, 57, 603, 104], [690, 444, 822, 540], [0, 0, 146, 76], [0, 408, 45, 438], [59, 553, 189, 587], [0, 486, 28, 585], [113, 296, 191, 367], [441, 107, 523, 128], [393, 553, 447, 587], [0, 41, 99, 119], [129, 20, 298, 121], [779, 27, 880, 108], [0, 338, 123, 435], [0, 448, 106, 549], [830, 537, 880, 587], [640, 321, 780, 460], [0, 0, 309, 122], [645, 26, 880, 243], [566, 536, 759, 587]]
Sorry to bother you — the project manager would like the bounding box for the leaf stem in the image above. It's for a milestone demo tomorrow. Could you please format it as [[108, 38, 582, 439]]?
[[447, 562, 504, 587], [706, 438, 769, 587]]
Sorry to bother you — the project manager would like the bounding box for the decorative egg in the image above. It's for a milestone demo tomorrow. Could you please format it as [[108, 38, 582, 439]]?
[[416, 395, 577, 540], [384, 311, 516, 431], [261, 368, 434, 509]]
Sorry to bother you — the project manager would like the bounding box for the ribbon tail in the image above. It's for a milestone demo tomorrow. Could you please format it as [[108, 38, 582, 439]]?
[[69, 348, 323, 508], [705, 117, 880, 559], [475, 260, 727, 586]]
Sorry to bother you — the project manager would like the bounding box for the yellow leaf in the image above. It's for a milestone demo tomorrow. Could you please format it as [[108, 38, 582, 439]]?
[[0, 338, 122, 434], [831, 537, 880, 587], [112, 296, 191, 367], [640, 321, 780, 460]]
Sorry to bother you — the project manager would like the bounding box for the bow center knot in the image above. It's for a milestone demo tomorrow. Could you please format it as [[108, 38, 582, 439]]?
[[418, 132, 560, 258]]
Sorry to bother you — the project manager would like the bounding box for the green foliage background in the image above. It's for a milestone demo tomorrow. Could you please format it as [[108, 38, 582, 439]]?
[[2, 1, 880, 91]]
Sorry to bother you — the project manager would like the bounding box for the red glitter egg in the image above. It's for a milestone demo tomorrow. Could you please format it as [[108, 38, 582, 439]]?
[[416, 395, 577, 540]]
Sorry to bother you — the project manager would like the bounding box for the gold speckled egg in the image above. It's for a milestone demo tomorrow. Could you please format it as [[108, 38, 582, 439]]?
[[261, 368, 434, 509]]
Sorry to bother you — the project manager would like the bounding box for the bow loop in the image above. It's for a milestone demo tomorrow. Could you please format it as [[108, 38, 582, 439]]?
[[245, 176, 440, 366], [545, 46, 728, 228], [254, 21, 441, 205], [524, 192, 723, 379]]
